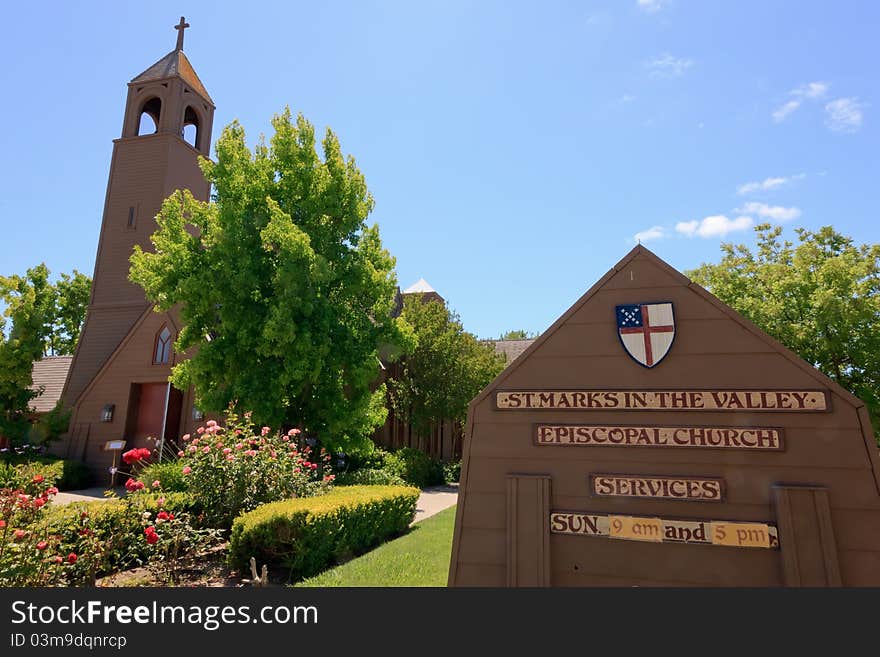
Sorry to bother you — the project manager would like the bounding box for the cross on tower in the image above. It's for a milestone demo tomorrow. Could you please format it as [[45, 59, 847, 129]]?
[[174, 16, 190, 51]]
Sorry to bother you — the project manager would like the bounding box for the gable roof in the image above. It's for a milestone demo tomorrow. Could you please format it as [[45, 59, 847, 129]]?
[[491, 339, 536, 366], [131, 50, 213, 104], [29, 356, 73, 414], [470, 244, 868, 411]]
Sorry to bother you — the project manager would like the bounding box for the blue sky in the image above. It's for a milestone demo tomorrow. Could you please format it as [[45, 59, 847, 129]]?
[[1, 1, 876, 339]]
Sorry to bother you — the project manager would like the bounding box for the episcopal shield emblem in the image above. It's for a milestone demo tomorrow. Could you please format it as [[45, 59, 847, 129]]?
[[615, 302, 675, 368]]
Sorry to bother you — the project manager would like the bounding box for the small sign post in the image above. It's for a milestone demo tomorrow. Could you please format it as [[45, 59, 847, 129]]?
[[103, 439, 126, 487]]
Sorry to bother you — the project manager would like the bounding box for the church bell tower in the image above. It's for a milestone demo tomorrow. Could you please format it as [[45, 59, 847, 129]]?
[[61, 19, 215, 471]]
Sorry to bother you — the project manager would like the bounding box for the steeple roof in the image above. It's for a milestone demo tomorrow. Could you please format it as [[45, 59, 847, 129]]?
[[403, 278, 436, 294], [130, 49, 213, 104]]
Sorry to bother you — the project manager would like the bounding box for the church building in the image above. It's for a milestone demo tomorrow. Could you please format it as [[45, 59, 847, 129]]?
[[59, 19, 214, 477]]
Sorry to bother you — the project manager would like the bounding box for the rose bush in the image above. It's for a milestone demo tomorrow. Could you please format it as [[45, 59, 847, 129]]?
[[175, 409, 333, 527], [0, 475, 72, 586]]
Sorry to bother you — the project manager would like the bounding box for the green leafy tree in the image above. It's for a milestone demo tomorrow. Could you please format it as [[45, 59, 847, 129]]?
[[130, 108, 414, 453], [0, 265, 54, 443], [389, 295, 506, 436], [0, 265, 88, 445], [499, 329, 536, 340], [688, 224, 880, 441], [46, 270, 91, 357]]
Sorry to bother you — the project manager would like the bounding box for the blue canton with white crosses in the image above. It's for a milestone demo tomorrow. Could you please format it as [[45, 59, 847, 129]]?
[[616, 304, 642, 329]]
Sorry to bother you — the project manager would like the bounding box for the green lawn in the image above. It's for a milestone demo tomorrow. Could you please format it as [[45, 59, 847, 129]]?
[[297, 505, 456, 587]]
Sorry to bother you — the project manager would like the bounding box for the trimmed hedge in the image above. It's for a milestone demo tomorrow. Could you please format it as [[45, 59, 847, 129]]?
[[0, 456, 92, 491], [228, 485, 420, 581]]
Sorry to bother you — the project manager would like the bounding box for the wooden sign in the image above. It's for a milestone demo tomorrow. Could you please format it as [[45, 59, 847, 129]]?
[[590, 474, 725, 501], [536, 424, 783, 450], [550, 511, 779, 549], [496, 390, 828, 411], [449, 247, 880, 587]]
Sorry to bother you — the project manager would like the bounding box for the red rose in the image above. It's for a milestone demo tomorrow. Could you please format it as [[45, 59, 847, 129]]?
[[169, 513, 175, 520], [32, 474, 44, 484], [68, 553, 78, 564], [33, 498, 46, 508], [0, 519, 5, 528], [138, 448, 151, 460], [14, 530, 27, 540], [122, 449, 138, 464], [144, 526, 159, 544], [156, 511, 170, 521], [36, 541, 48, 550]]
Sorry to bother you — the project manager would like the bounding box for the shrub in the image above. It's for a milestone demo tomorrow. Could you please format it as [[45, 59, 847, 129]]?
[[42, 491, 204, 584], [333, 468, 406, 487], [443, 460, 461, 484], [228, 485, 420, 581], [382, 448, 444, 488], [0, 476, 69, 586], [0, 456, 92, 492], [138, 461, 188, 493], [171, 409, 333, 528]]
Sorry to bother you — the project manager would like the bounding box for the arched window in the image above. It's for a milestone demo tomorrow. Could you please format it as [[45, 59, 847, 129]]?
[[182, 105, 201, 149], [154, 326, 172, 365]]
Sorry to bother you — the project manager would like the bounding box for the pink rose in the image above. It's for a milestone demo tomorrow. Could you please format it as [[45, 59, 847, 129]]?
[[223, 447, 232, 454], [206, 420, 217, 428], [178, 451, 185, 457], [261, 427, 270, 436], [196, 426, 205, 434], [202, 446, 211, 453], [152, 480, 161, 488], [182, 466, 192, 475], [182, 433, 191, 441]]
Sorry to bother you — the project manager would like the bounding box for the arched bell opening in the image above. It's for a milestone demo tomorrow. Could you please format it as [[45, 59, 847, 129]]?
[[137, 97, 162, 135]]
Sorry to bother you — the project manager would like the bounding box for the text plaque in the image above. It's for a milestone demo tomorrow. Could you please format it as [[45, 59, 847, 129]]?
[[497, 390, 827, 411], [590, 474, 725, 502], [536, 425, 783, 450], [550, 511, 779, 549]]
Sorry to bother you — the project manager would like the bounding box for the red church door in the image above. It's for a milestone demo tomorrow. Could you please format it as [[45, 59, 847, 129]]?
[[132, 383, 167, 445], [126, 383, 184, 449]]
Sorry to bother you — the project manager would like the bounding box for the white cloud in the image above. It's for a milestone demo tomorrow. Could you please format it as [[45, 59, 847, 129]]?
[[619, 94, 637, 104], [637, 0, 667, 13], [736, 173, 805, 195], [772, 81, 829, 122], [772, 100, 801, 123], [676, 215, 753, 238], [738, 202, 801, 222], [794, 81, 829, 99], [634, 225, 665, 242], [647, 53, 694, 78], [825, 97, 864, 133]]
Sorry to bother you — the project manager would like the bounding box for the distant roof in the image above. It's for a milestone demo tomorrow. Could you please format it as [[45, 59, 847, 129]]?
[[403, 278, 436, 294], [491, 339, 537, 366], [131, 50, 213, 104], [29, 356, 73, 414]]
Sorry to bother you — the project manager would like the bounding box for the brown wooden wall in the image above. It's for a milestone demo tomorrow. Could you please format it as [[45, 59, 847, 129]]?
[[449, 247, 880, 587]]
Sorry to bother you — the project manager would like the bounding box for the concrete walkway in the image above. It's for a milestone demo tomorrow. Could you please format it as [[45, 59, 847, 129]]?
[[412, 484, 458, 524], [52, 487, 125, 505], [52, 483, 460, 520]]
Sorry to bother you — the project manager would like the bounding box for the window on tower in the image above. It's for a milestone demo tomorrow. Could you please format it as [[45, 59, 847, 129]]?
[[182, 105, 201, 149], [154, 326, 172, 365], [137, 97, 162, 136]]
